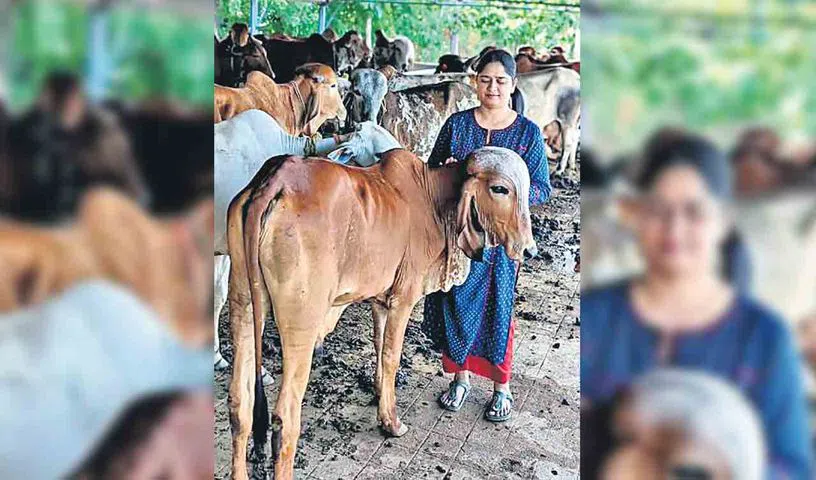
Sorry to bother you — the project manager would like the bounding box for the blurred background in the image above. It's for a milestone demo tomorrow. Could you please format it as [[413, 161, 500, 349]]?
[[581, 0, 816, 476], [0, 0, 214, 478]]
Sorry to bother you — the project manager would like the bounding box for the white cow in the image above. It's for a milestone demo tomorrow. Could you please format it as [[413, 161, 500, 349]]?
[[0, 280, 210, 479], [214, 110, 401, 378], [516, 67, 581, 176]]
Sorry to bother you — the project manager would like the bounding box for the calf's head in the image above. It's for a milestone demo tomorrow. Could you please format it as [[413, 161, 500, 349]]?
[[295, 63, 347, 136], [600, 369, 766, 480], [456, 147, 537, 263], [335, 30, 369, 75]]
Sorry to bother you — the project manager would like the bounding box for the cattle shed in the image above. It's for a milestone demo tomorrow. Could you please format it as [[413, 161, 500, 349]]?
[[234, 0, 579, 63]]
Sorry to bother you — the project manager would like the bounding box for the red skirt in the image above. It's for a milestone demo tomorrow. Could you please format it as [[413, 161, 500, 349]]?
[[441, 321, 515, 384]]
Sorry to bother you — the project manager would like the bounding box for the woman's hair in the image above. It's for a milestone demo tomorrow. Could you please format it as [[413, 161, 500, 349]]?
[[474, 48, 516, 78], [636, 128, 752, 290]]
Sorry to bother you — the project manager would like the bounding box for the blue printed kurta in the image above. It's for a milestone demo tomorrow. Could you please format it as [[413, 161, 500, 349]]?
[[582, 282, 814, 480], [423, 108, 551, 382]]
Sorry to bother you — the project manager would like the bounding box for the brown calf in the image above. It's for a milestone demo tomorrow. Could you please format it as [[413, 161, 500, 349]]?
[[226, 147, 537, 479]]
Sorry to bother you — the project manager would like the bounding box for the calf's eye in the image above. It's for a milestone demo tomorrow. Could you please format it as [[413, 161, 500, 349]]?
[[490, 185, 509, 195]]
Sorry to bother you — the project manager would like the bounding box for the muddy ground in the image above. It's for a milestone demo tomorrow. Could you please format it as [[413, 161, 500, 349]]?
[[215, 164, 581, 479]]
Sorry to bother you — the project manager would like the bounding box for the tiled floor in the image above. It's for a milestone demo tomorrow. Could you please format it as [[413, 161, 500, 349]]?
[[215, 170, 581, 479]]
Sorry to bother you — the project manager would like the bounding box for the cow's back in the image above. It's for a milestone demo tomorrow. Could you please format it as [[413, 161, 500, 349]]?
[[516, 67, 580, 129], [257, 157, 411, 301], [380, 81, 478, 160]]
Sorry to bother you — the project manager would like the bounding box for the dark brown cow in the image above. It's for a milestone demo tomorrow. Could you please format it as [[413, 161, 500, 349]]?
[[226, 147, 537, 479], [2, 72, 148, 222], [435, 54, 468, 73], [213, 64, 347, 135], [108, 99, 212, 213], [259, 30, 369, 82], [215, 23, 275, 87], [515, 52, 577, 73]]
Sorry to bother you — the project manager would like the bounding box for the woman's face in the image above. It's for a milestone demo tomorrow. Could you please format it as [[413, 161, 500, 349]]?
[[476, 61, 516, 110], [634, 165, 728, 278]]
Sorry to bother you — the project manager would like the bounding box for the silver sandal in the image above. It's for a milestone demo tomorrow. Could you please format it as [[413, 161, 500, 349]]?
[[438, 380, 471, 412], [484, 391, 514, 422]]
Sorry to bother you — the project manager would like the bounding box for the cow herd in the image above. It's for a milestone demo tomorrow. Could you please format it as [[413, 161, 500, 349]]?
[[214, 23, 582, 175], [214, 23, 581, 480]]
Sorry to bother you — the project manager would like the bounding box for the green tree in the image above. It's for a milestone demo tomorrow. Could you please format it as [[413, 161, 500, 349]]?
[[217, 0, 579, 62], [7, 1, 213, 110]]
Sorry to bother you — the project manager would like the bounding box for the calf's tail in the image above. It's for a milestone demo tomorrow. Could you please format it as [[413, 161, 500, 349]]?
[[232, 155, 291, 463], [226, 184, 270, 458]]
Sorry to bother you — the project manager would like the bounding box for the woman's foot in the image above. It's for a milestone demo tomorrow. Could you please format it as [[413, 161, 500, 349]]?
[[484, 390, 514, 422], [438, 379, 471, 412]]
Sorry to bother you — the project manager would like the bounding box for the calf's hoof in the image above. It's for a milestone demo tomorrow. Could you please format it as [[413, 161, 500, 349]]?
[[262, 367, 275, 386], [380, 420, 409, 438], [214, 352, 229, 370]]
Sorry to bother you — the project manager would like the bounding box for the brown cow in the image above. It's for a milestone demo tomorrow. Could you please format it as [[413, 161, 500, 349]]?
[[0, 187, 213, 346], [215, 23, 275, 87], [213, 64, 347, 135], [226, 147, 537, 479], [259, 30, 369, 82]]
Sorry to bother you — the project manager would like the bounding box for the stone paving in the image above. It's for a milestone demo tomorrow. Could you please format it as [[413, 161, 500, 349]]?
[[215, 171, 581, 479]]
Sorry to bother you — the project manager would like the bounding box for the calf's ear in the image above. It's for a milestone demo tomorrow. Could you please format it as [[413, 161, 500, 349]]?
[[456, 182, 485, 261]]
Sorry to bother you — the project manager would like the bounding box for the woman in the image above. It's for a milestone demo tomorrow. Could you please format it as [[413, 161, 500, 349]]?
[[581, 132, 813, 478], [423, 49, 552, 422]]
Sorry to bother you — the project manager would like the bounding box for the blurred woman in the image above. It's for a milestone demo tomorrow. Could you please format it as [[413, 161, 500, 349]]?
[[423, 49, 551, 422], [581, 132, 813, 478]]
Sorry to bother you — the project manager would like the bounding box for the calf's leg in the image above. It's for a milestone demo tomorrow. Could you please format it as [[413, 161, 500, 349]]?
[[273, 310, 321, 480], [377, 296, 417, 437], [228, 267, 256, 480], [372, 302, 387, 398]]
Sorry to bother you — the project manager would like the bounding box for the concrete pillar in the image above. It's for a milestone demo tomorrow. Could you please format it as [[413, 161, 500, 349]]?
[[365, 16, 372, 49], [318, 2, 328, 33], [86, 4, 111, 102], [250, 0, 259, 34]]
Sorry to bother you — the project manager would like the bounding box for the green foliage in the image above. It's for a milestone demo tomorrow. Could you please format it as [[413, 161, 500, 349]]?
[[583, 13, 816, 154], [217, 0, 579, 62], [8, 2, 212, 110]]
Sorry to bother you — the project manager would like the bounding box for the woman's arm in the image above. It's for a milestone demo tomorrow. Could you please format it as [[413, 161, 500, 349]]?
[[524, 128, 552, 205], [427, 117, 453, 168], [757, 324, 814, 479]]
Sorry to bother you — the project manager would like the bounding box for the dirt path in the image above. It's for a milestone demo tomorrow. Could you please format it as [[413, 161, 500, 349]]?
[[215, 166, 581, 479]]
